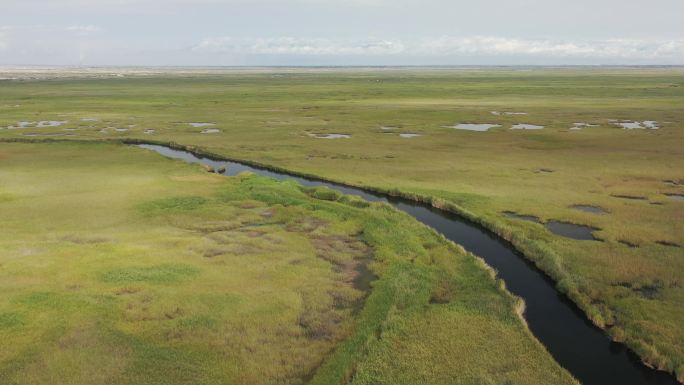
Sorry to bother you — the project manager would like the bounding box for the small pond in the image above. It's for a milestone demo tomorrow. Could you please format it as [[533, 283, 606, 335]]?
[[546, 221, 599, 241], [571, 123, 598, 130], [613, 121, 659, 130], [22, 133, 74, 137], [491, 111, 528, 116], [37, 121, 68, 127], [9, 121, 67, 128], [611, 194, 647, 201], [310, 133, 350, 139], [570, 205, 608, 214], [450, 123, 501, 132], [399, 133, 420, 138], [511, 124, 544, 130], [189, 122, 215, 128]]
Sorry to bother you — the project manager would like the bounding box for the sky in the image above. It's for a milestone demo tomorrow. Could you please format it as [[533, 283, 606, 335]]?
[[1, 0, 683, 66]]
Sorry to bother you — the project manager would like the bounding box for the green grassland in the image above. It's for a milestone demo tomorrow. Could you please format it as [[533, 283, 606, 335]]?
[[0, 142, 576, 384], [0, 67, 683, 379]]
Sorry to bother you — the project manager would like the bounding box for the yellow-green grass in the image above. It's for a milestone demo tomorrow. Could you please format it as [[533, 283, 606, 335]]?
[[1, 68, 682, 377], [0, 142, 575, 384]]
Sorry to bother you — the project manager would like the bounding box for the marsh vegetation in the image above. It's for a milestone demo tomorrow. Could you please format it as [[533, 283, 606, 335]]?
[[0, 142, 578, 385], [0, 67, 682, 382]]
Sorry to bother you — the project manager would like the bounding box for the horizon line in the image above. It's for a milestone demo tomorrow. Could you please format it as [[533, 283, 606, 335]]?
[[2, 64, 684, 70]]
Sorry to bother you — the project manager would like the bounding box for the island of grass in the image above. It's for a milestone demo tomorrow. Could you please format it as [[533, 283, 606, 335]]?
[[0, 142, 576, 384]]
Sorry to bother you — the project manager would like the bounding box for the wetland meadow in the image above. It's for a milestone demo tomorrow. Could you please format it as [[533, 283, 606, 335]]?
[[1, 67, 683, 384]]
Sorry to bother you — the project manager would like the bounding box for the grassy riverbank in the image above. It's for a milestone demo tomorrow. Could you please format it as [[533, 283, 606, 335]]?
[[1, 67, 683, 380], [0, 142, 576, 384]]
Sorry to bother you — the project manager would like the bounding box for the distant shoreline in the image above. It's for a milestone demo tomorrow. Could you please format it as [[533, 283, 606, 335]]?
[[2, 64, 683, 80]]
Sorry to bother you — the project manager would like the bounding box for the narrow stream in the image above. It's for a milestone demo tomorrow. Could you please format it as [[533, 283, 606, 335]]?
[[137, 144, 678, 385]]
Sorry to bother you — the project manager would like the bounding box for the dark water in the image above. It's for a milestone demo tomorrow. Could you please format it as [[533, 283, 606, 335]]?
[[570, 204, 609, 214], [546, 221, 600, 241], [137, 144, 678, 385], [612, 194, 647, 201], [504, 213, 600, 241], [352, 259, 376, 293]]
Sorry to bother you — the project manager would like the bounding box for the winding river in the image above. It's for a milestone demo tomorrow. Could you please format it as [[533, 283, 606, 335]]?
[[138, 143, 677, 385]]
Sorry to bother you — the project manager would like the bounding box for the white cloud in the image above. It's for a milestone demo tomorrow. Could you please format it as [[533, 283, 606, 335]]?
[[192, 35, 684, 61], [417, 37, 684, 59], [193, 37, 405, 56]]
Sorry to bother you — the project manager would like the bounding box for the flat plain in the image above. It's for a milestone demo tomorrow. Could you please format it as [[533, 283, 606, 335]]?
[[0, 67, 683, 381]]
